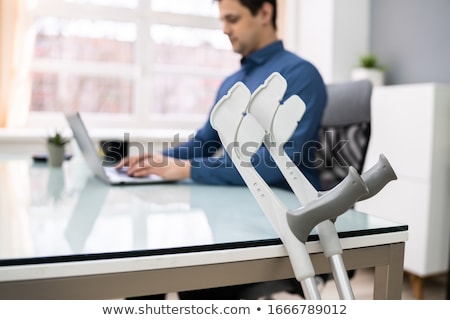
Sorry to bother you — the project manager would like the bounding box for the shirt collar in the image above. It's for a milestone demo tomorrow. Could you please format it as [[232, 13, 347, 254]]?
[[241, 40, 284, 68]]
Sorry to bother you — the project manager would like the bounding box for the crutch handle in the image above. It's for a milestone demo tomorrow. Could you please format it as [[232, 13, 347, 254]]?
[[358, 154, 397, 201], [287, 167, 369, 243]]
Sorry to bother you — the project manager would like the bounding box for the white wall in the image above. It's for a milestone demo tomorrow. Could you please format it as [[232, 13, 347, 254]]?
[[294, 0, 370, 83], [370, 0, 450, 85]]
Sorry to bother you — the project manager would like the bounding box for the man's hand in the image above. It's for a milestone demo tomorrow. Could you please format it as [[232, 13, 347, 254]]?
[[115, 153, 191, 181]]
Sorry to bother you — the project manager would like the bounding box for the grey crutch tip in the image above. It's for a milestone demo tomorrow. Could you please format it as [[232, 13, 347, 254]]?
[[358, 154, 397, 201]]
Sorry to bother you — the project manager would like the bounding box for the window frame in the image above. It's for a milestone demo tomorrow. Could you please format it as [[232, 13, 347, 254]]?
[[28, 0, 233, 130], [27, 0, 294, 131]]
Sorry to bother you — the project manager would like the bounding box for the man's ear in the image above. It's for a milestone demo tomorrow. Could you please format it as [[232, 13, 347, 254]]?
[[258, 2, 274, 26]]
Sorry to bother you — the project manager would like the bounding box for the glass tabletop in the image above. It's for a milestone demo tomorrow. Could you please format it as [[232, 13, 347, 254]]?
[[0, 156, 407, 266]]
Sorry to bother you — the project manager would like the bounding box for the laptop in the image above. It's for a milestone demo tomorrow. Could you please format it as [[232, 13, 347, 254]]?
[[65, 112, 170, 185]]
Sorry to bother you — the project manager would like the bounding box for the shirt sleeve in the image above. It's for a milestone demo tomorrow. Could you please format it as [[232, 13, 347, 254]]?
[[163, 119, 222, 160]]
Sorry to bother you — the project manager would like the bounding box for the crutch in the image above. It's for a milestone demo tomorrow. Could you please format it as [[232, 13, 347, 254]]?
[[210, 75, 397, 299], [210, 82, 370, 299], [245, 73, 397, 299]]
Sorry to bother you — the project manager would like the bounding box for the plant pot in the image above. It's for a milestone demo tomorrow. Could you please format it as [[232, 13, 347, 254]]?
[[47, 143, 66, 167], [351, 67, 385, 86]]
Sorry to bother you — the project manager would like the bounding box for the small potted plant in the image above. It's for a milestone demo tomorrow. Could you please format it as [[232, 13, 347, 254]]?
[[47, 130, 70, 167], [351, 53, 385, 86]]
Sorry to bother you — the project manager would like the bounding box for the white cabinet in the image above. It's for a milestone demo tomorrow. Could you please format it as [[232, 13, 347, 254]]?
[[355, 83, 450, 297]]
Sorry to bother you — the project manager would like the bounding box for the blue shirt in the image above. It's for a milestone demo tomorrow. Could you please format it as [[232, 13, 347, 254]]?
[[165, 40, 327, 190]]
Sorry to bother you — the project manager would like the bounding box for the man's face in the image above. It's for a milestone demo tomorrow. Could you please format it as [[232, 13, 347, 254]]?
[[218, 0, 267, 57]]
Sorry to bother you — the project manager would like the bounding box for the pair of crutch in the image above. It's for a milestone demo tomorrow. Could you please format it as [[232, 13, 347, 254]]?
[[209, 72, 397, 299]]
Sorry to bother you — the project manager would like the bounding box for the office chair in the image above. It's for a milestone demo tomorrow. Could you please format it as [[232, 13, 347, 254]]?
[[316, 79, 373, 191]]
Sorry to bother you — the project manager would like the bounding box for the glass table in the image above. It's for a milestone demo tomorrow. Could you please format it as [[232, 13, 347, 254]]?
[[0, 156, 408, 299]]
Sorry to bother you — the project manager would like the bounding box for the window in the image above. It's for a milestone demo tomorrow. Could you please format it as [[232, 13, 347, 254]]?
[[29, 0, 240, 129]]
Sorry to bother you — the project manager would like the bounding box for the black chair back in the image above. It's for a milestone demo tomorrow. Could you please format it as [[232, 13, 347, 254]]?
[[316, 80, 373, 191]]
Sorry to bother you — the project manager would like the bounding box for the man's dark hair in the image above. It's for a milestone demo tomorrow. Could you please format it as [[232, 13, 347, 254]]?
[[215, 0, 277, 30]]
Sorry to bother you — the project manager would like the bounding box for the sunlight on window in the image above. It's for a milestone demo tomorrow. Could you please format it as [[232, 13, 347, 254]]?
[[152, 74, 223, 115], [30, 0, 240, 123], [151, 24, 229, 50], [35, 17, 136, 42], [34, 17, 136, 63], [31, 73, 58, 112], [150, 24, 238, 71], [151, 0, 218, 17], [64, 0, 137, 9], [31, 73, 133, 114]]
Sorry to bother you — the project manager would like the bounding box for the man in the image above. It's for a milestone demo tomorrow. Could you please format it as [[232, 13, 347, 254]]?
[[120, 0, 327, 299]]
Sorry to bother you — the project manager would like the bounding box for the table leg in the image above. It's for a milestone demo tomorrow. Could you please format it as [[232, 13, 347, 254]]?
[[447, 243, 450, 300], [373, 242, 405, 299]]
